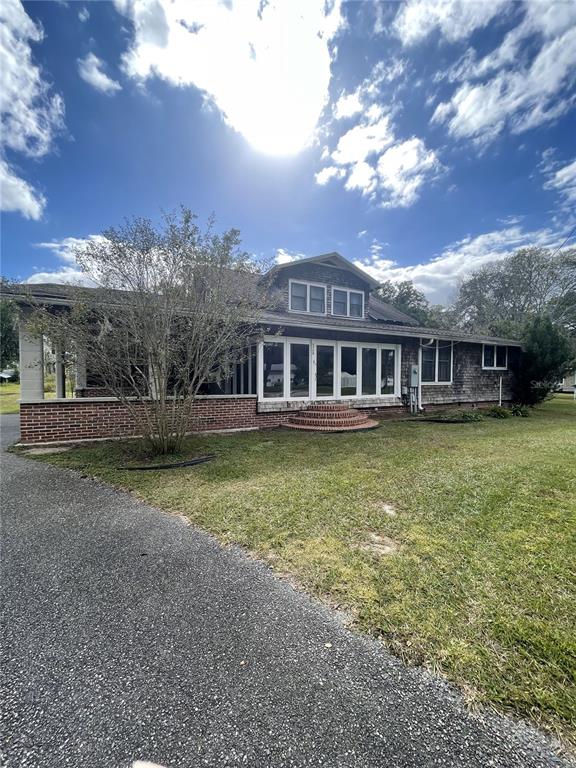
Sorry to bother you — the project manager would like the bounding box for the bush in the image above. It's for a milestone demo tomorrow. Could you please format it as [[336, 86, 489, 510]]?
[[486, 405, 511, 419], [460, 410, 484, 422], [511, 403, 530, 418]]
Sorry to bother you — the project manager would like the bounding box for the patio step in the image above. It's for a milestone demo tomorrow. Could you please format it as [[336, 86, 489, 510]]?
[[285, 404, 379, 433]]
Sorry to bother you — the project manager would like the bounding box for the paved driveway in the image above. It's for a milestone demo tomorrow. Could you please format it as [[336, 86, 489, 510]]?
[[0, 414, 570, 768]]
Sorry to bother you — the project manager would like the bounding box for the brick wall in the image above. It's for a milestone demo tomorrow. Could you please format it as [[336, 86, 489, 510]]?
[[19, 397, 297, 445]]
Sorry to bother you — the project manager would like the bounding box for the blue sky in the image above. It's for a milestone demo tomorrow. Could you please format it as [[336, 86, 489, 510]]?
[[1, 0, 575, 303]]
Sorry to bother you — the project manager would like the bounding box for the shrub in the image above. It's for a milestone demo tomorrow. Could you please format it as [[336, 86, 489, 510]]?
[[512, 316, 574, 405], [456, 410, 484, 422], [486, 406, 511, 419], [511, 403, 530, 418]]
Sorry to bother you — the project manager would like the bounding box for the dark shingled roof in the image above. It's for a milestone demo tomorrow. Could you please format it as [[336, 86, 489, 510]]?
[[3, 281, 522, 347]]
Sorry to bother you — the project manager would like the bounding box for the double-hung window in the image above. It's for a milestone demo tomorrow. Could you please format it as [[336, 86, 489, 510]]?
[[332, 288, 364, 318], [289, 281, 326, 314], [421, 340, 453, 384], [482, 344, 507, 370]]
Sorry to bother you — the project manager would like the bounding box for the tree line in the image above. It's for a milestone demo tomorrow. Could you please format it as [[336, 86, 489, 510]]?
[[376, 246, 576, 404]]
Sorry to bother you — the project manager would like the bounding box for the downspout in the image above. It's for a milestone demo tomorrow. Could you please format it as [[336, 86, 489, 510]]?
[[418, 344, 423, 412]]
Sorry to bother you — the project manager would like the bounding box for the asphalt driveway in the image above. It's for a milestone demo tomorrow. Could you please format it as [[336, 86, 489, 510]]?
[[0, 413, 570, 768]]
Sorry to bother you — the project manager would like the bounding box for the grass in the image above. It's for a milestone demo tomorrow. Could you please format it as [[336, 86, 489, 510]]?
[[0, 378, 60, 414], [25, 395, 576, 746]]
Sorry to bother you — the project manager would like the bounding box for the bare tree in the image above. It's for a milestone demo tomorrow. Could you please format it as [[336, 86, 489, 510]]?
[[30, 209, 273, 454]]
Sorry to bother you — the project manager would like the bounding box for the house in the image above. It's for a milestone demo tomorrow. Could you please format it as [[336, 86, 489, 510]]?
[[8, 252, 522, 444], [560, 370, 576, 393]]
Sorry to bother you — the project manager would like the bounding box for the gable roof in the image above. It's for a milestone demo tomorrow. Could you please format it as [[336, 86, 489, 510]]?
[[266, 251, 381, 289]]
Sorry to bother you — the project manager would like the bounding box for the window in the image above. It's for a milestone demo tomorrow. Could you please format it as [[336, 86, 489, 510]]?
[[316, 345, 334, 396], [340, 346, 358, 396], [350, 291, 363, 317], [332, 289, 348, 316], [259, 338, 400, 400], [309, 286, 325, 314], [290, 343, 310, 398], [380, 349, 395, 394], [483, 344, 507, 370], [289, 281, 326, 314], [362, 348, 377, 395], [331, 287, 364, 318], [262, 342, 284, 398], [421, 340, 453, 384]]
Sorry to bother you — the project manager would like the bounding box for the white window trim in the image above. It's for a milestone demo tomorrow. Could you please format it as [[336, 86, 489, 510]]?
[[288, 279, 327, 316], [420, 339, 453, 385], [331, 286, 365, 319], [258, 336, 401, 402], [482, 343, 508, 370]]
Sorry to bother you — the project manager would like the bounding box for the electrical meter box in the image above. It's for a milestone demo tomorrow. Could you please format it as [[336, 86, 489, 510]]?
[[410, 365, 419, 387]]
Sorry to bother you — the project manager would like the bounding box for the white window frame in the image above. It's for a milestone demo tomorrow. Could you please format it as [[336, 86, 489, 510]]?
[[331, 286, 365, 319], [288, 280, 327, 315], [420, 339, 453, 385], [258, 336, 401, 402], [482, 343, 508, 370]]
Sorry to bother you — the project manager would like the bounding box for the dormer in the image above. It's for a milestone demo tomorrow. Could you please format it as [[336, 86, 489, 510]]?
[[267, 252, 379, 320]]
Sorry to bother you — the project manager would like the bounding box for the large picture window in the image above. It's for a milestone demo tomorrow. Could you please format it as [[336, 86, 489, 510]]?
[[289, 281, 326, 314], [483, 344, 507, 370], [331, 287, 364, 318], [421, 340, 453, 384]]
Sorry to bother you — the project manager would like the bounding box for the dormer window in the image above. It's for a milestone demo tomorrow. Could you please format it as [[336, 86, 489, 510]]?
[[289, 280, 326, 314], [332, 288, 364, 318]]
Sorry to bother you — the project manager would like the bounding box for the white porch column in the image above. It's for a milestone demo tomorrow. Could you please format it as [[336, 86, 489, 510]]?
[[55, 343, 66, 398], [18, 317, 44, 400], [75, 345, 87, 391]]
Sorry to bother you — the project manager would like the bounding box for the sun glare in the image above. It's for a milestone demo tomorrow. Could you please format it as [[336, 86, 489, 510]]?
[[121, 0, 344, 156]]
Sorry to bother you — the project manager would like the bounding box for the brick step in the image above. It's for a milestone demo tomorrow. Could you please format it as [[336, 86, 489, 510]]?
[[285, 419, 379, 433], [306, 403, 354, 412], [292, 409, 364, 422], [289, 412, 368, 425]]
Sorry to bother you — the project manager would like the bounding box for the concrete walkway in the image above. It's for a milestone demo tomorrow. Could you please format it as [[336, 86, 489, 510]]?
[[0, 414, 570, 768]]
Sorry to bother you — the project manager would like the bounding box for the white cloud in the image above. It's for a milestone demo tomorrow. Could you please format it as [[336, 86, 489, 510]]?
[[78, 53, 122, 94], [542, 155, 576, 204], [25, 267, 95, 286], [0, 157, 45, 220], [332, 113, 394, 165], [26, 235, 104, 284], [275, 248, 306, 265], [417, 1, 576, 143], [0, 0, 65, 219], [114, 0, 344, 155], [376, 138, 440, 208], [315, 166, 344, 186], [317, 104, 440, 207], [394, 0, 509, 46], [432, 25, 576, 142], [78, 7, 89, 23], [355, 221, 573, 303], [333, 91, 363, 120]]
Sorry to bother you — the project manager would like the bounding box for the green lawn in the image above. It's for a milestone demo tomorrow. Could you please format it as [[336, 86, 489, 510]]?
[[0, 379, 59, 414], [0, 382, 21, 414], [26, 396, 576, 745]]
